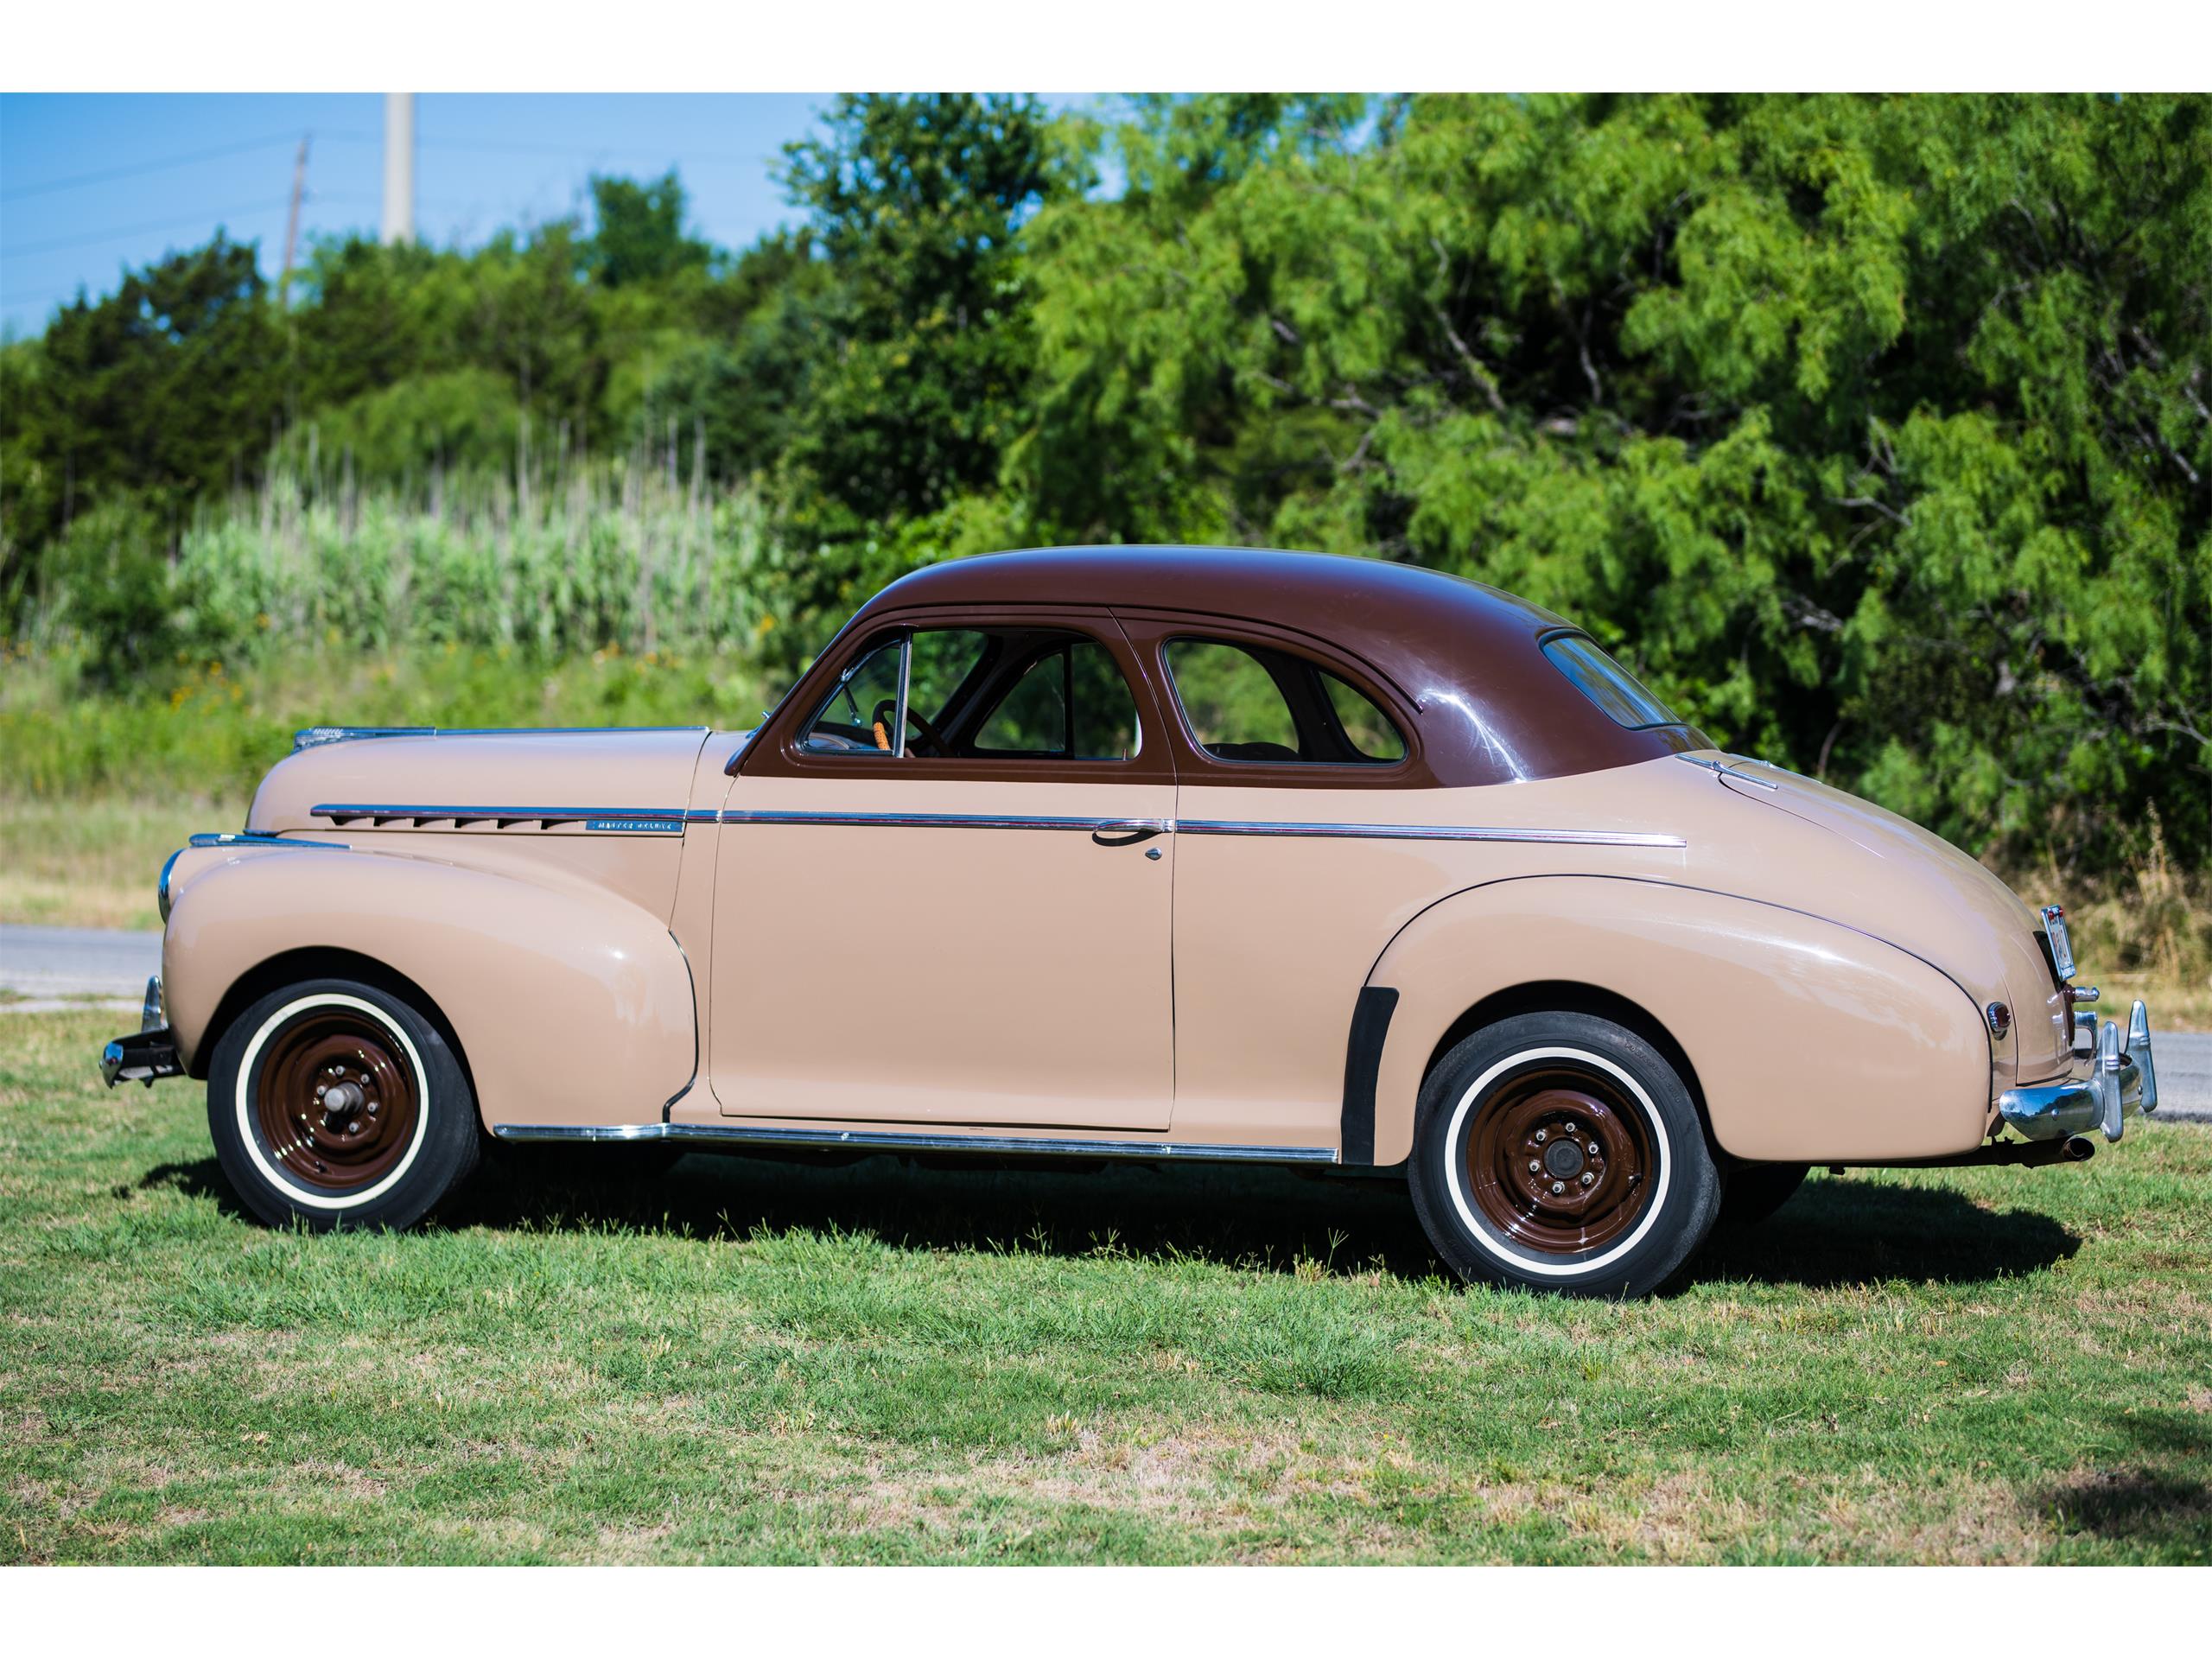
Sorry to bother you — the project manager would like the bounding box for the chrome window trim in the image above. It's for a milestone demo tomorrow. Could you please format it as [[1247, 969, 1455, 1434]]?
[[493, 1121, 1337, 1164]]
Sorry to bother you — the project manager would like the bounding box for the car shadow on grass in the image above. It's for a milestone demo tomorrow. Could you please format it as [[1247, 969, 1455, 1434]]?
[[142, 1148, 2081, 1290], [1688, 1176, 2082, 1290]]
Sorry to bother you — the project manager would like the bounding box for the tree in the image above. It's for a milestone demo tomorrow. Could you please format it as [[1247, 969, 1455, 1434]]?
[[3, 233, 279, 563], [587, 170, 711, 289], [1017, 92, 2212, 866], [778, 93, 1081, 531]]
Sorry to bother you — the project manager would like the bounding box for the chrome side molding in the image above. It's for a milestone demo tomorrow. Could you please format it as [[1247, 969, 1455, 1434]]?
[[1173, 820, 1686, 848], [308, 804, 1688, 849], [492, 1121, 1339, 1165], [162, 832, 335, 920], [294, 725, 709, 752]]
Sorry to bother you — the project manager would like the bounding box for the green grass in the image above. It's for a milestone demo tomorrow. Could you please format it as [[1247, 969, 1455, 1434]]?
[[3, 1009, 2207, 1564]]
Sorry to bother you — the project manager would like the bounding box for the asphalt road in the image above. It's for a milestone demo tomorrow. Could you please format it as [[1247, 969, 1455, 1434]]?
[[4, 923, 2209, 1120]]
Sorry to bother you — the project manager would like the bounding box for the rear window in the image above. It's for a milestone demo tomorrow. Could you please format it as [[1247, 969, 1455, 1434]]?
[[1541, 635, 1681, 730]]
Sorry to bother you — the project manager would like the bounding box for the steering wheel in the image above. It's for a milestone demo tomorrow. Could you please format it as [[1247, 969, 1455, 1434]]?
[[870, 698, 952, 757]]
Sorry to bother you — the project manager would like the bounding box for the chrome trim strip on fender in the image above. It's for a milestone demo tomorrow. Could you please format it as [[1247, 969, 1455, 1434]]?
[[294, 724, 710, 751], [1174, 820, 1686, 848], [1675, 753, 1781, 791], [163, 832, 339, 921], [492, 1122, 1339, 1164], [313, 803, 714, 826]]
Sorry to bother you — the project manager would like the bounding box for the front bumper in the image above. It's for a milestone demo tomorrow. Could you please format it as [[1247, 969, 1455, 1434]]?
[[1998, 999, 2158, 1143], [100, 975, 182, 1088]]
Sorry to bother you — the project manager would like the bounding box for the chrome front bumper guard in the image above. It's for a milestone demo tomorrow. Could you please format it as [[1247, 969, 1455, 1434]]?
[[100, 975, 182, 1089], [1998, 999, 2157, 1143]]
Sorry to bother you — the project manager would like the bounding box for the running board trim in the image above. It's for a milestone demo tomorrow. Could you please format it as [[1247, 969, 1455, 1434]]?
[[491, 1122, 1338, 1164]]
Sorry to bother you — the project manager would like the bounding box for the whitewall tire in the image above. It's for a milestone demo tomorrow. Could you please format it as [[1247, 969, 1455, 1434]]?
[[207, 976, 479, 1230]]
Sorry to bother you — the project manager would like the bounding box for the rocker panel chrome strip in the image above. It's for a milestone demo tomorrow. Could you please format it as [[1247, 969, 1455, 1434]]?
[[491, 1122, 1338, 1163]]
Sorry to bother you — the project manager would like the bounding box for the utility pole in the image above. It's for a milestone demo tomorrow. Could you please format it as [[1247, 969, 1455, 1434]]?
[[381, 93, 415, 245], [278, 134, 310, 306]]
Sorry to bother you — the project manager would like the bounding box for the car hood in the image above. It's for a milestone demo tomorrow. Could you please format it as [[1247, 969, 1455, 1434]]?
[[246, 727, 717, 833]]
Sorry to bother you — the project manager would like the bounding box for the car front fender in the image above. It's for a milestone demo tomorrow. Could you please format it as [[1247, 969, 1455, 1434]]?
[[163, 842, 695, 1129]]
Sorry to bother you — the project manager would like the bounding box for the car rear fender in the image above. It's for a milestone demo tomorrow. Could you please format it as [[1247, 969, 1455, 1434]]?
[[1363, 875, 1990, 1166]]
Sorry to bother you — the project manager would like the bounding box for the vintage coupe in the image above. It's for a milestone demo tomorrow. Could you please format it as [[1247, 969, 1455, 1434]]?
[[105, 546, 2160, 1295]]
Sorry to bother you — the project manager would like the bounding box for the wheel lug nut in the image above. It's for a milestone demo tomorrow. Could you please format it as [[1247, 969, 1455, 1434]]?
[[1550, 1180, 1566, 1195], [1580, 1172, 1595, 1186], [1564, 1122, 1579, 1136], [1528, 1160, 1540, 1173], [1534, 1129, 1548, 1143], [1588, 1141, 1600, 1157]]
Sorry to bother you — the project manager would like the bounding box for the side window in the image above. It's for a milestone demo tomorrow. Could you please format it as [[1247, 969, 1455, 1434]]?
[[799, 629, 992, 755], [972, 639, 1141, 760], [798, 626, 1141, 764], [1162, 640, 1301, 761], [800, 639, 906, 753], [1319, 671, 1407, 762], [1541, 634, 1681, 730], [1164, 637, 1407, 766]]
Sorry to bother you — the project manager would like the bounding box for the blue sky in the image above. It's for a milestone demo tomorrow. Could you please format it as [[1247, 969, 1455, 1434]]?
[[2, 93, 1065, 339]]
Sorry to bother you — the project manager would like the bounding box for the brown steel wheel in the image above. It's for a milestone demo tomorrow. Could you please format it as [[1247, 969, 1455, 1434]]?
[[251, 1005, 423, 1195], [1408, 1009, 1724, 1298], [208, 976, 479, 1232], [1462, 1063, 1656, 1256]]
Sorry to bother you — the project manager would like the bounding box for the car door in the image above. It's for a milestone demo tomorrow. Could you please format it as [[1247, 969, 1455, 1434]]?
[[1117, 613, 1434, 1152], [709, 610, 1178, 1129]]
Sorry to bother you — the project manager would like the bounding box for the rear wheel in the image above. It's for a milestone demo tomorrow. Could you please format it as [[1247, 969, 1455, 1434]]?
[[1408, 1010, 1722, 1297], [207, 977, 479, 1231]]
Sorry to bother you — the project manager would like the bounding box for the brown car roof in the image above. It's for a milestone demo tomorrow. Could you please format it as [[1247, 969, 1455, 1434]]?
[[841, 545, 1705, 788]]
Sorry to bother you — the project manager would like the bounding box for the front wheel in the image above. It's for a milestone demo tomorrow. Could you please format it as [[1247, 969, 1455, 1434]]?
[[207, 976, 480, 1230], [1408, 1011, 1722, 1297]]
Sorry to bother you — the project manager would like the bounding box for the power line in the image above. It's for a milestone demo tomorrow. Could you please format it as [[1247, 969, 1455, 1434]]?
[[2, 197, 291, 259], [0, 131, 321, 203]]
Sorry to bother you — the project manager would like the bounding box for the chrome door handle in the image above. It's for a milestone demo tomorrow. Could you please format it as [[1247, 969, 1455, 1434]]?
[[1090, 821, 1166, 847]]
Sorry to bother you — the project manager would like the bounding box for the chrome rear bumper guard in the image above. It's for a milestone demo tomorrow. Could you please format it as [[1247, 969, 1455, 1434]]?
[[1998, 999, 2157, 1143]]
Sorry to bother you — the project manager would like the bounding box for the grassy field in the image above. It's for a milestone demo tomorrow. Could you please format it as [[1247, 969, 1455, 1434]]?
[[3, 1007, 2207, 1565]]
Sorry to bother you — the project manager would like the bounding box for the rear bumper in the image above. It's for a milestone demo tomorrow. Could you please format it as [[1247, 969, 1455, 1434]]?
[[1997, 999, 2157, 1143]]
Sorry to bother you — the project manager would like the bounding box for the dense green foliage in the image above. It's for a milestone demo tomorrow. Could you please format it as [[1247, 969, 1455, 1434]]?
[[4, 94, 2207, 869]]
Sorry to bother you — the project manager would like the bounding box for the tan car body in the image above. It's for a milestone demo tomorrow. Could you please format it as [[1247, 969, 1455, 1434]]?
[[151, 547, 2105, 1174]]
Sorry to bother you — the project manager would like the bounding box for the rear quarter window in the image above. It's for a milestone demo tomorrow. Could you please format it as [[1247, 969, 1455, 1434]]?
[[1540, 634, 1681, 730]]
